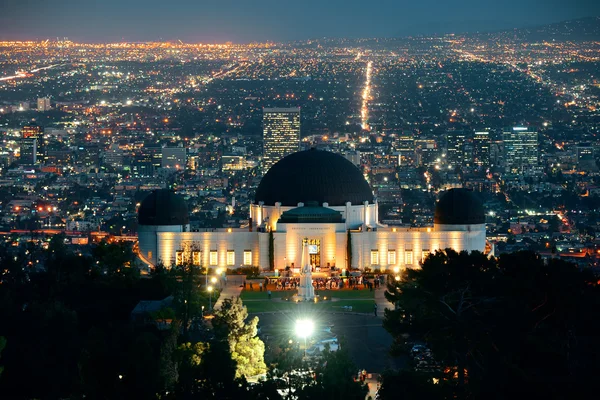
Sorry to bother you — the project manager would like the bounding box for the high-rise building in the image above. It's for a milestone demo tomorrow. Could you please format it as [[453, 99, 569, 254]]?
[[79, 146, 100, 170], [20, 125, 44, 165], [37, 97, 51, 111], [576, 143, 597, 172], [162, 145, 186, 170], [473, 131, 491, 167], [502, 127, 538, 173], [140, 145, 163, 172], [104, 143, 124, 169], [415, 139, 438, 167], [262, 107, 300, 174], [446, 130, 468, 168], [394, 134, 415, 166]]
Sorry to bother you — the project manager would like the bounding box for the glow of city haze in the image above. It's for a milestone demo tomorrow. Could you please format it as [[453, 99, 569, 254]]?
[[0, 0, 598, 42]]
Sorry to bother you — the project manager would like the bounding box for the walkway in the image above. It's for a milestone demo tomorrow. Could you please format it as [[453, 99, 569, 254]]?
[[213, 275, 244, 311], [374, 286, 394, 318]]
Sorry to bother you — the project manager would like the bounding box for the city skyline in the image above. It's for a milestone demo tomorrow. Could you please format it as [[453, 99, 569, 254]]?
[[0, 0, 599, 42]]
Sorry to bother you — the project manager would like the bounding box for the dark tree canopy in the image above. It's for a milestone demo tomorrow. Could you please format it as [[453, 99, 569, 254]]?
[[382, 249, 600, 399]]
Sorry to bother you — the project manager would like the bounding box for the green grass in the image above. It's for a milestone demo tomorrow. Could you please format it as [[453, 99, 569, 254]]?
[[242, 297, 376, 314], [315, 289, 375, 300], [240, 290, 296, 301], [240, 287, 376, 314]]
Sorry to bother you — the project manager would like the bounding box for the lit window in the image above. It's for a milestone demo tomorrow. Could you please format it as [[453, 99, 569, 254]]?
[[243, 250, 252, 266], [405, 251, 413, 265], [192, 251, 201, 266], [209, 251, 218, 266], [176, 251, 184, 266], [227, 250, 235, 266], [147, 250, 152, 260], [387, 250, 396, 265], [371, 250, 379, 265]]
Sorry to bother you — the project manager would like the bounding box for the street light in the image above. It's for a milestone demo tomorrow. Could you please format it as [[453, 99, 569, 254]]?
[[295, 319, 314, 357], [208, 286, 214, 310]]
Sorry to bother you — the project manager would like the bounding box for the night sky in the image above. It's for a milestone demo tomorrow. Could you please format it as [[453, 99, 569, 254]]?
[[0, 0, 599, 42]]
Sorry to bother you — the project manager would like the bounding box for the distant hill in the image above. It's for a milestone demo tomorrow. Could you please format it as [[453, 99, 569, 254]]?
[[472, 16, 600, 42], [394, 16, 600, 42]]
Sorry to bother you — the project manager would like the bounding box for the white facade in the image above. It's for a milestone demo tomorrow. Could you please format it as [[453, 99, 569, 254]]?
[[138, 214, 486, 271], [250, 201, 378, 231]]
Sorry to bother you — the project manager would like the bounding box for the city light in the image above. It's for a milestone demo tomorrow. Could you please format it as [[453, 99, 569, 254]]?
[[295, 319, 314, 338], [360, 61, 373, 131]]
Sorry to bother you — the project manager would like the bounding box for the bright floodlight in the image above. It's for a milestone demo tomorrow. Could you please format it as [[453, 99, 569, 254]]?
[[211, 277, 217, 283], [295, 319, 314, 338]]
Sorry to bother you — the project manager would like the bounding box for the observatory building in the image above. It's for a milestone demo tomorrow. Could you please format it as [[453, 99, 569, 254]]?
[[137, 149, 486, 270]]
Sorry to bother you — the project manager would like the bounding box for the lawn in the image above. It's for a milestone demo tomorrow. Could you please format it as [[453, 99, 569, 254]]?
[[242, 296, 376, 314], [315, 289, 375, 300], [240, 289, 296, 301], [239, 287, 376, 314]]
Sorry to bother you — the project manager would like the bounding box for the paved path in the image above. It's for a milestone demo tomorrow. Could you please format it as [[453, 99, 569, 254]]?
[[374, 286, 394, 318], [213, 275, 244, 311], [365, 375, 380, 399]]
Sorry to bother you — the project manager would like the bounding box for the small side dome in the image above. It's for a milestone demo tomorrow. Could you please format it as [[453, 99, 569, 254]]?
[[434, 188, 485, 225], [138, 189, 189, 226]]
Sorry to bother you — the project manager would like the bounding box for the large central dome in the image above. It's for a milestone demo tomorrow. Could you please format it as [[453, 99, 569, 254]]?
[[255, 149, 374, 206]]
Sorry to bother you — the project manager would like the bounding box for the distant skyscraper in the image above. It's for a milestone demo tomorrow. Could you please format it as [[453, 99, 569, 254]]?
[[37, 97, 51, 111], [394, 134, 415, 166], [415, 139, 438, 167], [446, 130, 468, 168], [104, 143, 124, 169], [262, 107, 300, 174], [20, 125, 43, 165], [162, 145, 186, 170], [576, 143, 597, 172], [502, 127, 538, 173], [473, 131, 491, 167]]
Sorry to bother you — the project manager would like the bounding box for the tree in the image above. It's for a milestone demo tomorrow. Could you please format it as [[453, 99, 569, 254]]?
[[377, 370, 447, 400], [269, 340, 310, 400], [158, 326, 179, 392], [268, 230, 275, 271], [383, 250, 600, 399], [301, 344, 368, 400], [92, 240, 136, 276], [212, 297, 267, 379], [170, 260, 209, 338], [384, 249, 497, 390], [176, 339, 247, 399], [176, 341, 210, 396], [346, 230, 353, 269], [0, 336, 5, 377]]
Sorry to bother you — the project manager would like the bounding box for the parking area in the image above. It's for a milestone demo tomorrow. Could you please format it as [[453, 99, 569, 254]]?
[[254, 312, 407, 373]]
